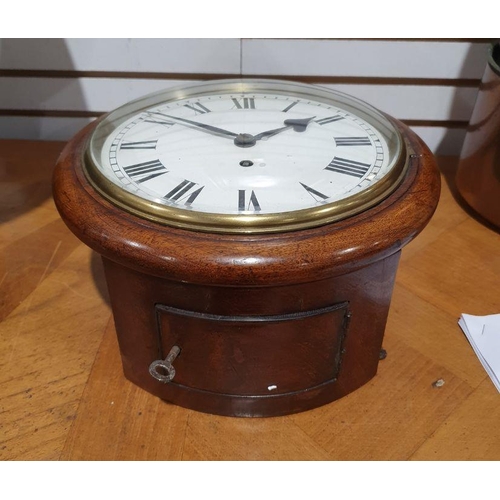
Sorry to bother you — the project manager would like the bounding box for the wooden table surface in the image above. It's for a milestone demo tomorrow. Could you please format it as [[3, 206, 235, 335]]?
[[1, 139, 499, 461]]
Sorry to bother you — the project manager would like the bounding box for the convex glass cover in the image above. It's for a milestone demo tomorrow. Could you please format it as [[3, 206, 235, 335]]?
[[86, 79, 408, 233]]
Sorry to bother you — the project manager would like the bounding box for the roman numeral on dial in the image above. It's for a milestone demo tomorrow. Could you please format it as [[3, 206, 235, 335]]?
[[184, 102, 211, 114], [164, 180, 204, 205], [238, 190, 261, 212], [143, 112, 175, 126], [123, 160, 168, 183], [334, 137, 371, 147], [317, 115, 344, 126], [300, 182, 329, 202], [120, 140, 158, 150], [282, 101, 299, 113], [325, 157, 371, 178], [232, 97, 256, 109]]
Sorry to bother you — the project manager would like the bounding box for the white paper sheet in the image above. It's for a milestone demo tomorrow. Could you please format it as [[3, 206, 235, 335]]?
[[458, 313, 500, 392]]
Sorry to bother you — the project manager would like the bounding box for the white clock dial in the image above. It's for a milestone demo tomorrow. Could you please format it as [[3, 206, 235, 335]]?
[[87, 80, 405, 232]]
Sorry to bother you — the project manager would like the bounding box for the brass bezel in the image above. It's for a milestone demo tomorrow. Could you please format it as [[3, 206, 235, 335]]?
[[84, 79, 409, 234]]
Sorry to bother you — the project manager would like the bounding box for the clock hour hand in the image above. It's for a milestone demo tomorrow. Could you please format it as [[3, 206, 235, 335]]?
[[283, 116, 317, 131], [253, 116, 317, 141], [147, 111, 238, 139]]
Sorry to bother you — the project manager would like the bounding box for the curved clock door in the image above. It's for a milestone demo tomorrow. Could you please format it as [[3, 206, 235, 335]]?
[[155, 302, 350, 396]]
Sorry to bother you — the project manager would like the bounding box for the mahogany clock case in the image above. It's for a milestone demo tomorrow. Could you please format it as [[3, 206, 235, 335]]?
[[53, 112, 440, 417]]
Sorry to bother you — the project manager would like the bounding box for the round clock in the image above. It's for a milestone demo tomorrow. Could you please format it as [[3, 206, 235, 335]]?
[[53, 79, 440, 417]]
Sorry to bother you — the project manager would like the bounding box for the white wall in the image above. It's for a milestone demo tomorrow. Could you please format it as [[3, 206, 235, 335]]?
[[0, 38, 490, 154]]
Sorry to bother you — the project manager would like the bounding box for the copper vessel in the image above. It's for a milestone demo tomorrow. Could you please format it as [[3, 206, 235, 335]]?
[[456, 41, 500, 228]]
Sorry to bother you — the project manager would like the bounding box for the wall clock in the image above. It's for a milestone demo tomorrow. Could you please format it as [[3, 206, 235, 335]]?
[[53, 79, 440, 417]]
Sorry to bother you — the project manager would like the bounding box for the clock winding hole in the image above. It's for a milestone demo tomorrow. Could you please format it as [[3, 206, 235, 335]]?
[[239, 160, 254, 167]]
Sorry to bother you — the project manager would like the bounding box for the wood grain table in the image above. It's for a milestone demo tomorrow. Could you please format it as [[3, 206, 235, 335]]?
[[1, 139, 499, 461]]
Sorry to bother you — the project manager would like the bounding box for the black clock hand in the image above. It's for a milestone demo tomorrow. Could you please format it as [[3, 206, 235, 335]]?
[[146, 111, 315, 148], [252, 125, 290, 141], [253, 116, 317, 141], [147, 111, 238, 139], [283, 116, 317, 131]]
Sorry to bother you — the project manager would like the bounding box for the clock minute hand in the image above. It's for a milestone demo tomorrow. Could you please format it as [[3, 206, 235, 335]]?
[[148, 112, 238, 139]]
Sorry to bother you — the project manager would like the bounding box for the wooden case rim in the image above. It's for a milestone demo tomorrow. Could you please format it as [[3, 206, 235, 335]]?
[[53, 120, 440, 287]]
